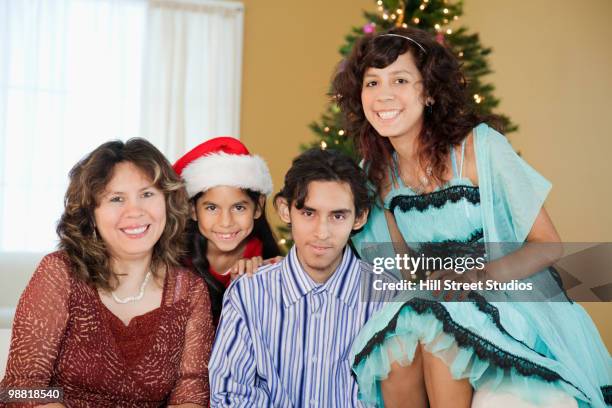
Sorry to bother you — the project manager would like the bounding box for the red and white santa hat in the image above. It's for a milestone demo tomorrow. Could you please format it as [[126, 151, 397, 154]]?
[[173, 137, 273, 198]]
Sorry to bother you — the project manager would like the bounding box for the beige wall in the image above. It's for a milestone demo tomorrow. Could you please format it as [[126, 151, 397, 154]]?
[[239, 0, 611, 349], [460, 0, 612, 352], [460, 0, 612, 242]]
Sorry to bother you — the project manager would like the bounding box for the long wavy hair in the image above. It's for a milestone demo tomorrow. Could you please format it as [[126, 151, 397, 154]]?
[[56, 138, 189, 290], [332, 27, 500, 195], [186, 189, 280, 322]]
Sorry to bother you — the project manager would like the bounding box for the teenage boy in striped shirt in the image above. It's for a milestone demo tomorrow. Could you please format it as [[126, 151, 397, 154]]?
[[209, 148, 397, 407]]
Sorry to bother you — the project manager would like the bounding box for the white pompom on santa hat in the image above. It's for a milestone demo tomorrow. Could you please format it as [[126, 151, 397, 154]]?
[[173, 137, 273, 199]]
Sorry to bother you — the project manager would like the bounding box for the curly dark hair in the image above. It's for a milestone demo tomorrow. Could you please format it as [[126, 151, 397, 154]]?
[[186, 189, 280, 322], [274, 148, 372, 220], [332, 27, 500, 195], [56, 138, 189, 290]]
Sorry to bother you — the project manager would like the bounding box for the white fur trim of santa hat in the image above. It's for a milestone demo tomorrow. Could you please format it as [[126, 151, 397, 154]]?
[[181, 151, 273, 198]]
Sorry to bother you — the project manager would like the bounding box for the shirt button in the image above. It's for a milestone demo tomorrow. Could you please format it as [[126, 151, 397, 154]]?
[[311, 356, 318, 363], [312, 313, 320, 318], [310, 399, 316, 405]]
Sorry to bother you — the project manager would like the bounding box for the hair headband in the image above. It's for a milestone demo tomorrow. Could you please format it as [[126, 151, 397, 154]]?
[[379, 33, 427, 54]]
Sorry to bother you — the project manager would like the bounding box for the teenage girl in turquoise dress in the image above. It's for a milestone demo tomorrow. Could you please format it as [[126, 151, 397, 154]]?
[[333, 27, 611, 407]]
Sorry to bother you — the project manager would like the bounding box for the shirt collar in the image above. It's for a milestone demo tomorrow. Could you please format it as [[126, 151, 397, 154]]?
[[281, 245, 361, 308]]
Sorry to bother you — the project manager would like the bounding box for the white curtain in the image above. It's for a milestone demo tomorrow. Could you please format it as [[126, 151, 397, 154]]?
[[0, 0, 146, 252], [141, 0, 244, 161], [0, 0, 244, 252]]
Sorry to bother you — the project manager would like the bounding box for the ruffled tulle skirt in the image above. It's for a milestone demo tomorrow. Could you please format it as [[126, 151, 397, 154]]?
[[350, 293, 612, 407]]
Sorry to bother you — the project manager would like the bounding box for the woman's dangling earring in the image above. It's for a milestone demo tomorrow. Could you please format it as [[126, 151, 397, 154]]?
[[425, 97, 434, 115]]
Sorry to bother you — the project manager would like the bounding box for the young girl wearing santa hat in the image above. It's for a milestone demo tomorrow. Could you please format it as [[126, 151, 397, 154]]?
[[174, 137, 280, 325]]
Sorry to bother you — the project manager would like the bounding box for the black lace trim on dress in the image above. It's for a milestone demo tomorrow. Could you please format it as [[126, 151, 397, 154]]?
[[452, 228, 484, 244], [602, 385, 612, 405], [389, 185, 480, 213], [415, 229, 485, 262], [352, 298, 588, 400], [467, 292, 547, 358]]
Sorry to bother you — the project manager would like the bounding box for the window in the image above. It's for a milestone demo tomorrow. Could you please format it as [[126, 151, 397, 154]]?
[[0, 0, 244, 252]]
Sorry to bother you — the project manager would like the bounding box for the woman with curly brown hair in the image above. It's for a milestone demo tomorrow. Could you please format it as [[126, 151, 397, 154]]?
[[336, 28, 611, 407], [0, 139, 214, 407]]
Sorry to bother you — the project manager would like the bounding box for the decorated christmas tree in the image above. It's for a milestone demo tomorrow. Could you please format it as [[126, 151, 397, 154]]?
[[277, 0, 517, 251]]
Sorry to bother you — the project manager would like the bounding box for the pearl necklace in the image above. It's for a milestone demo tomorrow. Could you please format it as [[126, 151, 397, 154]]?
[[111, 271, 152, 304]]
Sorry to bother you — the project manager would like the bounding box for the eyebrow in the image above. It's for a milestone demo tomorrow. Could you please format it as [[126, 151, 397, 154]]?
[[102, 185, 155, 197], [390, 69, 415, 75], [201, 200, 250, 206], [364, 69, 416, 78], [301, 206, 353, 215]]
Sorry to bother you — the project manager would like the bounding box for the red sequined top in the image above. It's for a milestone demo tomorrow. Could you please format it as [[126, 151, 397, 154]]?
[[0, 251, 214, 407]]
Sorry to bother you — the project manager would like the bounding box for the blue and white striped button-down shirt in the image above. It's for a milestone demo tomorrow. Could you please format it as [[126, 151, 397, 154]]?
[[209, 245, 397, 407]]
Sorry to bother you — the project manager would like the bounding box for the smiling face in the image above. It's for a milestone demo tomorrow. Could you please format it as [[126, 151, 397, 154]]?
[[192, 185, 262, 254], [361, 52, 428, 141], [93, 161, 167, 262], [277, 180, 367, 283]]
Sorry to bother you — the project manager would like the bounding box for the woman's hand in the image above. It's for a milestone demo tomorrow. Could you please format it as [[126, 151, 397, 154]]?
[[428, 267, 485, 301], [428, 268, 462, 301], [228, 256, 283, 280]]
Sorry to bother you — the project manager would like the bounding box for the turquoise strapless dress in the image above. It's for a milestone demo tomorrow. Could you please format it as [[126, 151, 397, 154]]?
[[350, 136, 612, 407]]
